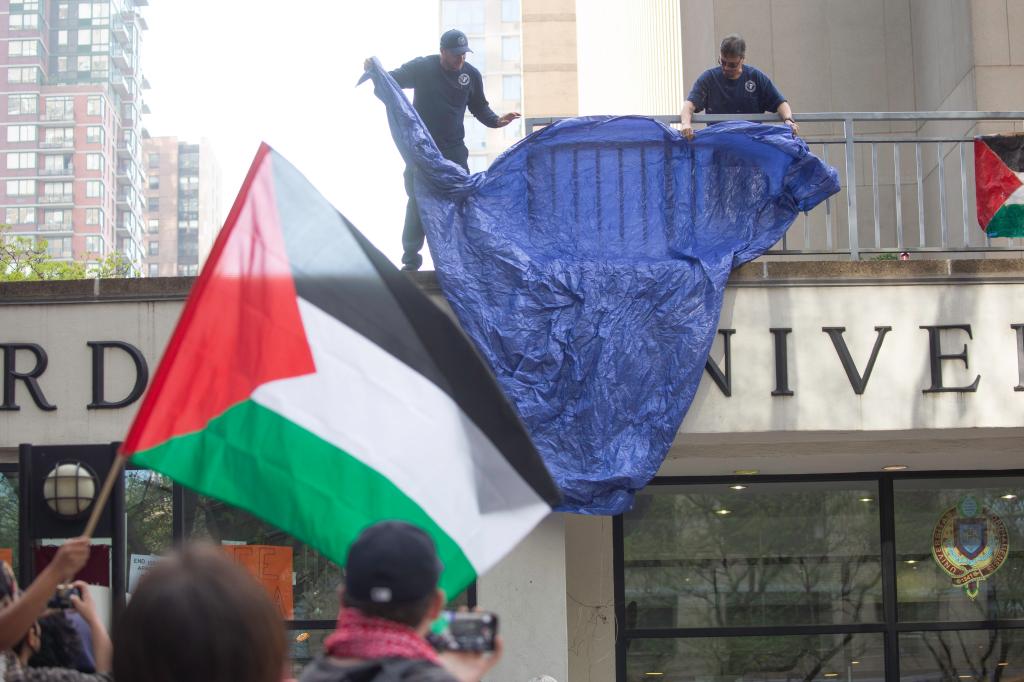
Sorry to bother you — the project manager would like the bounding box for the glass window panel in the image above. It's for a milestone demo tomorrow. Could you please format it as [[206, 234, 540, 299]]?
[[627, 633, 885, 682], [900, 629, 1024, 681], [623, 482, 883, 628], [185, 495, 342, 622], [501, 36, 520, 62], [287, 628, 333, 678], [502, 75, 521, 101], [895, 477, 1024, 622], [0, 473, 19, 575]]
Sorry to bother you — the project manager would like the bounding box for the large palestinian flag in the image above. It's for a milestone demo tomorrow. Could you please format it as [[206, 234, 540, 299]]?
[[975, 133, 1024, 238], [121, 144, 560, 596]]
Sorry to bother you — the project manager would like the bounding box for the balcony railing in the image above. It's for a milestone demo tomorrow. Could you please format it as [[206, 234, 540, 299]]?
[[39, 194, 73, 204], [39, 140, 74, 149], [39, 165, 74, 176], [524, 111, 1024, 259]]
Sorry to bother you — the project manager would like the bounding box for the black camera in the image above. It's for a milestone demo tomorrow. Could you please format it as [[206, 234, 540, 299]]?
[[427, 611, 498, 652], [46, 586, 81, 610]]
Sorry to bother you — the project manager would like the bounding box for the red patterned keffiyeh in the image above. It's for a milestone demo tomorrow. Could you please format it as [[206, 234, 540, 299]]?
[[324, 608, 440, 664]]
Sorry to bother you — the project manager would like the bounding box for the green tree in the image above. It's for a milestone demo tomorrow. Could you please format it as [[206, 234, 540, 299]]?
[[1, 224, 138, 281]]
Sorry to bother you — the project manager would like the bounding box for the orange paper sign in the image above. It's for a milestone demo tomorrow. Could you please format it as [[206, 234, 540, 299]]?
[[223, 544, 294, 619], [0, 548, 12, 569]]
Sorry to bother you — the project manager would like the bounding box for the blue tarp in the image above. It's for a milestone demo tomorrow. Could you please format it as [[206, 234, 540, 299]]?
[[363, 59, 840, 515]]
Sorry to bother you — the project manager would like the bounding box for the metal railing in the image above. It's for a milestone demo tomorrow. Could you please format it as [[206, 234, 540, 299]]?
[[524, 112, 1024, 259]]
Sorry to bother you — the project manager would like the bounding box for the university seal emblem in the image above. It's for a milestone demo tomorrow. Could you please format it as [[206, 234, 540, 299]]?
[[458, 73, 471, 87], [931, 496, 1009, 600], [745, 80, 756, 93]]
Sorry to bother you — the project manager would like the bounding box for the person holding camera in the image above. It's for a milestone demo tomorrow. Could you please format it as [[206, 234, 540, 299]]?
[[299, 521, 503, 682], [0, 559, 112, 681]]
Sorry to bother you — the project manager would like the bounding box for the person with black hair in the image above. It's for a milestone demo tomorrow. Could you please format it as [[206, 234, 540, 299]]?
[[300, 521, 502, 682], [111, 544, 287, 682]]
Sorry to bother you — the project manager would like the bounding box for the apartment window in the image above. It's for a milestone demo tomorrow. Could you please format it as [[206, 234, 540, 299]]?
[[58, 3, 69, 19], [180, 174, 199, 188], [45, 97, 74, 120], [91, 29, 109, 48], [148, 152, 160, 169], [44, 128, 74, 145], [5, 207, 35, 224], [87, 96, 104, 117], [86, 208, 103, 226], [86, 153, 104, 172], [77, 56, 91, 72], [85, 235, 102, 254], [8, 14, 40, 30], [43, 209, 71, 228], [148, 263, 159, 277], [56, 56, 69, 73], [441, 0, 485, 34], [501, 36, 520, 62], [78, 2, 91, 19], [147, 218, 159, 233], [148, 241, 158, 256], [6, 180, 35, 196], [8, 40, 39, 57], [180, 197, 199, 212], [86, 126, 104, 144], [85, 180, 104, 198], [43, 154, 71, 171], [502, 75, 521, 101], [6, 152, 35, 170], [13, 0, 40, 10], [43, 182, 72, 199], [468, 154, 488, 174], [90, 3, 109, 21], [147, 197, 159, 212], [8, 67, 39, 84], [57, 30, 68, 46], [148, 175, 159, 190], [177, 264, 198, 276], [501, 0, 520, 22], [7, 125, 36, 143], [76, 28, 91, 46], [7, 94, 37, 115], [46, 237, 71, 259]]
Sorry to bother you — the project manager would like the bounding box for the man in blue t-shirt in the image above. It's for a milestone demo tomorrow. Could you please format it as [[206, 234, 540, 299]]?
[[680, 34, 799, 141], [366, 30, 520, 271]]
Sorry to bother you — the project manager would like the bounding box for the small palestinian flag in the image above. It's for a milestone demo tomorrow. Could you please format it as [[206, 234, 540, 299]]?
[[121, 144, 560, 596], [975, 133, 1024, 238]]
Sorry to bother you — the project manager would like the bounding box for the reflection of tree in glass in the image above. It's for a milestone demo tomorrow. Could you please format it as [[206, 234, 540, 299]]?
[[125, 470, 173, 562], [0, 475, 18, 571], [623, 487, 882, 678], [188, 496, 342, 621]]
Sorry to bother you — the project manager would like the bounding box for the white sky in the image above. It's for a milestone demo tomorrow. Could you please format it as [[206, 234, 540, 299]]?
[[141, 1, 441, 267]]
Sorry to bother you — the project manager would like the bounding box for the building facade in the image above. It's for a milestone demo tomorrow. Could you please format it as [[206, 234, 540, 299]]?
[[1, 0, 148, 270], [141, 136, 221, 277], [440, 0, 524, 172]]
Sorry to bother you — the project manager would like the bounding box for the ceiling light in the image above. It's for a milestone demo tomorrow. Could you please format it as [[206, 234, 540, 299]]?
[[824, 673, 839, 678], [905, 559, 918, 564], [851, 661, 860, 666], [1001, 494, 1017, 500], [959, 676, 973, 679], [882, 464, 908, 471], [730, 484, 747, 491], [714, 509, 731, 515], [859, 497, 873, 502], [644, 674, 665, 677], [998, 662, 1009, 667], [733, 469, 759, 475]]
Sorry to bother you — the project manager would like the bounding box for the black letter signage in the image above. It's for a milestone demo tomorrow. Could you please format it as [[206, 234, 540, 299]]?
[[1013, 324, 1024, 392], [822, 326, 892, 395], [87, 341, 149, 409], [704, 329, 735, 396], [770, 328, 793, 396], [0, 343, 56, 411], [920, 325, 981, 393]]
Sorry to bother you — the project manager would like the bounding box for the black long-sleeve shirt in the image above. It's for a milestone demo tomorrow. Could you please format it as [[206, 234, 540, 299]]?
[[389, 55, 499, 153]]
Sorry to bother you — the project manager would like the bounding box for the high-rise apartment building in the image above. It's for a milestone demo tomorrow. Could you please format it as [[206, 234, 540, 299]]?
[[1, 0, 148, 269], [440, 0, 523, 172], [141, 136, 222, 277]]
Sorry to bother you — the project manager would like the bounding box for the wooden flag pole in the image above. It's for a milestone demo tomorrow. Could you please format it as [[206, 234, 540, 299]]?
[[82, 455, 126, 539]]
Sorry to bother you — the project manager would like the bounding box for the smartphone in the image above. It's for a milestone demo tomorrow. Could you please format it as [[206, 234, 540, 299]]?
[[46, 585, 81, 610], [427, 611, 499, 652]]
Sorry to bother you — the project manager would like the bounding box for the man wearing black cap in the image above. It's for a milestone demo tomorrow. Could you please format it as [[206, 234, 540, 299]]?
[[299, 521, 502, 682], [366, 30, 520, 271]]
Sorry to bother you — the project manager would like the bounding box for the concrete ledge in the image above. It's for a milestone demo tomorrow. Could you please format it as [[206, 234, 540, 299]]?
[[3, 259, 1023, 305]]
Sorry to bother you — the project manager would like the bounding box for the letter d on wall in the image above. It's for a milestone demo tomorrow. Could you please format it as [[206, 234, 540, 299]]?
[[87, 341, 149, 409]]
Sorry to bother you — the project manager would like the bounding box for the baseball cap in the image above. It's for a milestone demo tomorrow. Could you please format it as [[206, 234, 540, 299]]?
[[440, 29, 473, 55], [344, 521, 443, 604]]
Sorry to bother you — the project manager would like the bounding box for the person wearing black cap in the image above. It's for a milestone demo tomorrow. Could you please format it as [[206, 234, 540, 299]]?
[[299, 521, 502, 682], [365, 30, 521, 271]]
